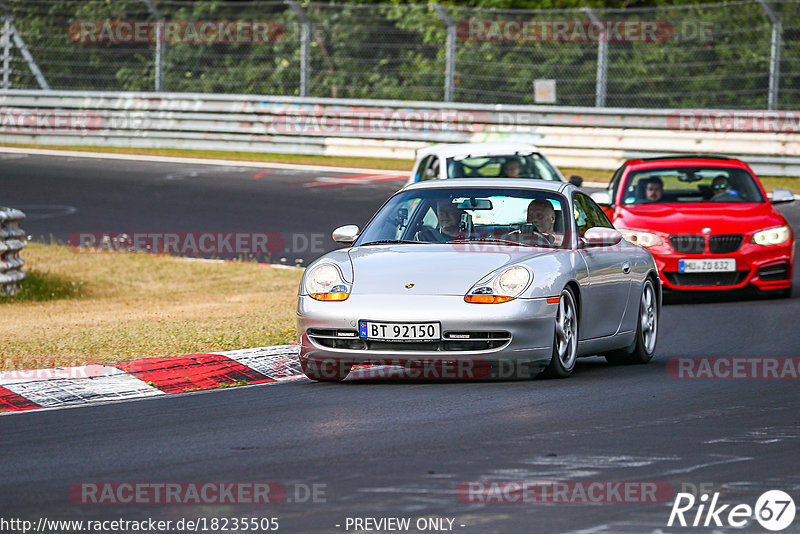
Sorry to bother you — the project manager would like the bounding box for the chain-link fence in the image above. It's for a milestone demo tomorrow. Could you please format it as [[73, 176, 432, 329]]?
[[2, 0, 799, 109]]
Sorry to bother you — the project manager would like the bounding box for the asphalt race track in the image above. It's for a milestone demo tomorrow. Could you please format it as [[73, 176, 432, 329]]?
[[2, 152, 800, 533], [2, 152, 407, 265]]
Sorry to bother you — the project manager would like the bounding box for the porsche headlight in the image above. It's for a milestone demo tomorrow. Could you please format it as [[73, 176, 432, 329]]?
[[620, 229, 662, 247], [465, 266, 531, 304], [305, 264, 350, 301], [752, 226, 791, 246]]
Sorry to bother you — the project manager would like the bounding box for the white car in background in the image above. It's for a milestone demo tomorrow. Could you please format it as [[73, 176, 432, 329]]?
[[405, 143, 584, 187]]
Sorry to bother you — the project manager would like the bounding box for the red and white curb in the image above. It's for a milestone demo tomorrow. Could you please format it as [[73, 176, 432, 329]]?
[[0, 345, 303, 414]]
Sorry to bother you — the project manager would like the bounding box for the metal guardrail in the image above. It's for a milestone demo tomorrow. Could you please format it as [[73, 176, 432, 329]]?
[[0, 90, 799, 176], [0, 207, 25, 295]]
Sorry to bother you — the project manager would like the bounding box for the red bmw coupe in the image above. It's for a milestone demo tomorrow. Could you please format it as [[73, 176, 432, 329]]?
[[591, 156, 795, 296]]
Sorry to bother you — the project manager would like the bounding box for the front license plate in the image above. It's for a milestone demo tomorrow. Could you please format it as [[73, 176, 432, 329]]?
[[679, 258, 736, 273], [359, 321, 441, 341]]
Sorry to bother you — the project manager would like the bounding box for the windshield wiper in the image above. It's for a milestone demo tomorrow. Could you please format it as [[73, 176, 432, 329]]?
[[360, 239, 422, 246], [449, 237, 531, 247]]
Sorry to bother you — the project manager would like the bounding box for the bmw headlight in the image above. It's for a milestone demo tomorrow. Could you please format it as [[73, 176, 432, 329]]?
[[619, 229, 662, 247], [305, 264, 350, 301], [466, 266, 531, 304], [752, 226, 791, 246]]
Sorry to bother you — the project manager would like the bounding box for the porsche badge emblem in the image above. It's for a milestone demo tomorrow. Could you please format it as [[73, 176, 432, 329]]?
[[405, 283, 415, 289]]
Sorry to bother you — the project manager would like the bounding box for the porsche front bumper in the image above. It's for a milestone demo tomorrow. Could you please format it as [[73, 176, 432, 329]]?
[[296, 294, 559, 378]]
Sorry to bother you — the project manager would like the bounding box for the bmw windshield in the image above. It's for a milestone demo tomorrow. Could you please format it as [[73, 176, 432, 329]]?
[[622, 167, 766, 205]]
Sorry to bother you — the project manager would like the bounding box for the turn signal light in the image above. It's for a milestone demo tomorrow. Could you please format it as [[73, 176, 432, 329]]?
[[464, 294, 515, 304], [310, 292, 350, 301]]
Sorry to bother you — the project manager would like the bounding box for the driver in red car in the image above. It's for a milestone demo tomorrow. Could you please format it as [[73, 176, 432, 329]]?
[[645, 176, 664, 202]]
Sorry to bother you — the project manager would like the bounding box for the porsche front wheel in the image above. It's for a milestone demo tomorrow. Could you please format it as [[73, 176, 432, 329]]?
[[542, 287, 579, 378], [606, 279, 658, 365]]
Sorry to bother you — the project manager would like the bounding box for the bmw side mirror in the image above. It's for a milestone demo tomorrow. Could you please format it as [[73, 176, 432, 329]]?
[[771, 188, 794, 204], [569, 175, 584, 187], [590, 191, 612, 207], [332, 225, 359, 245], [582, 228, 622, 247]]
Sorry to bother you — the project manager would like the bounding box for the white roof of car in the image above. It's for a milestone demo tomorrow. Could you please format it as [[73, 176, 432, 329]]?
[[403, 178, 570, 193], [415, 142, 543, 160]]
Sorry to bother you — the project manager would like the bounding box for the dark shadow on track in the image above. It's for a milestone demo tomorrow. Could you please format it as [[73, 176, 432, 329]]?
[[662, 286, 792, 305]]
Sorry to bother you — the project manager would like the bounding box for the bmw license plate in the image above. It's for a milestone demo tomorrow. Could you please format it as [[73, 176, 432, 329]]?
[[359, 321, 441, 342], [679, 258, 736, 273]]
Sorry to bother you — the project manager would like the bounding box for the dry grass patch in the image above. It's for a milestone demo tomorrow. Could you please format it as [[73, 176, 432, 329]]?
[[0, 243, 301, 371]]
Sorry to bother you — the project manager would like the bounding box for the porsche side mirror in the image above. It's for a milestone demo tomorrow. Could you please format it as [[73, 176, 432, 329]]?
[[771, 188, 795, 204], [590, 191, 612, 207], [569, 175, 584, 187], [582, 227, 622, 247], [332, 224, 359, 245]]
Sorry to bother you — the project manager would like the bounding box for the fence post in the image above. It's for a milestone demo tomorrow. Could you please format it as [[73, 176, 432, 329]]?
[[0, 0, 50, 91], [430, 3, 455, 102], [1, 17, 10, 89], [583, 7, 607, 108], [757, 0, 781, 110], [140, 0, 164, 92], [286, 1, 310, 97]]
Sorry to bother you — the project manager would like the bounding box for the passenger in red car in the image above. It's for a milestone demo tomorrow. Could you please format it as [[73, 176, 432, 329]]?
[[711, 175, 740, 201]]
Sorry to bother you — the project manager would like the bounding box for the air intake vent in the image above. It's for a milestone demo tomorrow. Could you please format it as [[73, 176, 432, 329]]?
[[664, 271, 748, 287], [709, 234, 743, 254], [669, 235, 705, 254], [758, 262, 790, 281]]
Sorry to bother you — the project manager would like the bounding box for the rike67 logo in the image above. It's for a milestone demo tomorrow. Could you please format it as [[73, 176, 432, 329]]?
[[668, 490, 796, 531]]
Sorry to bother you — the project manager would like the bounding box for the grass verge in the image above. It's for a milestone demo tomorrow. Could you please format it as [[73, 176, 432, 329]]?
[[0, 243, 301, 371]]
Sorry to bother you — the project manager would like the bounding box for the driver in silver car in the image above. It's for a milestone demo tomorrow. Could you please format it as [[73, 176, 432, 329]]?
[[526, 199, 562, 246], [527, 199, 555, 234], [502, 199, 562, 246]]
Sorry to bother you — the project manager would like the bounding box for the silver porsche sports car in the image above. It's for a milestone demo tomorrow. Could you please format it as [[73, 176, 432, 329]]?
[[296, 179, 660, 381]]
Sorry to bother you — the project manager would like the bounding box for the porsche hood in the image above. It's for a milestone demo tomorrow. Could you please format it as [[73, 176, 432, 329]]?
[[346, 244, 549, 296]]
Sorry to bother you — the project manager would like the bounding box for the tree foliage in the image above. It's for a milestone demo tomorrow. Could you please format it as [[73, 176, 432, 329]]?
[[6, 0, 798, 109]]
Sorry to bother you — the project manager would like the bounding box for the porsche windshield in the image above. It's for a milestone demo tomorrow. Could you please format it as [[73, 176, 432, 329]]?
[[446, 154, 560, 180], [357, 187, 569, 249], [622, 167, 765, 205]]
